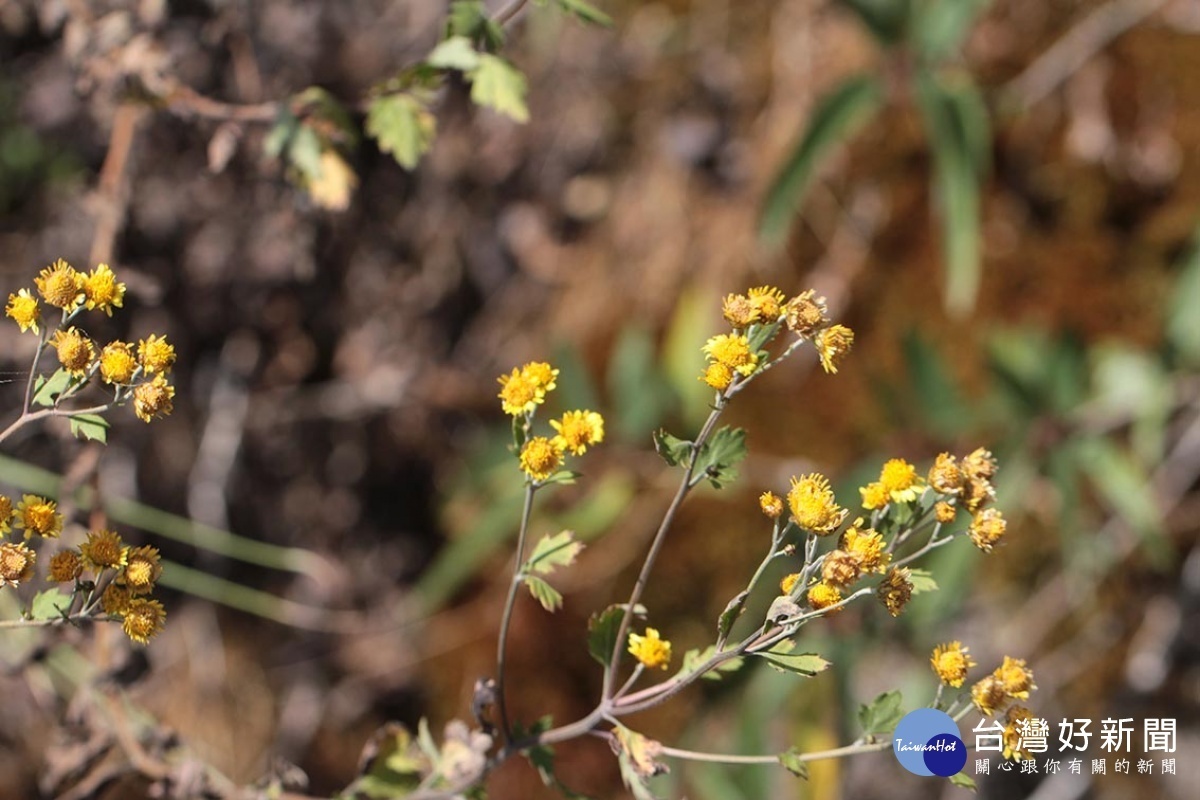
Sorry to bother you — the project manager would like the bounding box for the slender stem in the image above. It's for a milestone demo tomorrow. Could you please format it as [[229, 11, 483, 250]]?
[[493, 0, 531, 27], [893, 525, 955, 569], [613, 663, 644, 702], [495, 483, 537, 743], [0, 404, 113, 445], [660, 738, 891, 765], [602, 401, 726, 700], [22, 328, 50, 413]]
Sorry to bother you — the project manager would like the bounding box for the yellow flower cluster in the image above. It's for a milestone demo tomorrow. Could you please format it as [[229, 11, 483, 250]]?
[[702, 286, 854, 391], [787, 473, 847, 534], [925, 448, 1007, 552], [65, 528, 166, 645], [497, 362, 605, 483], [859, 457, 926, 509], [628, 627, 672, 670], [6, 259, 178, 424], [970, 656, 1037, 716]]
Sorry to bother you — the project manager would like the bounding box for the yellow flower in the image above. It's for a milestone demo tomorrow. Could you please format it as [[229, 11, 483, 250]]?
[[121, 545, 163, 594], [700, 362, 734, 390], [101, 584, 132, 615], [783, 290, 828, 338], [80, 529, 128, 571], [780, 572, 801, 595], [137, 334, 176, 374], [841, 519, 890, 573], [498, 367, 539, 416], [133, 374, 175, 422], [816, 324, 854, 374], [934, 501, 957, 524], [928, 452, 963, 495], [628, 627, 672, 670], [51, 327, 95, 375], [121, 598, 167, 645], [930, 641, 975, 688], [821, 550, 861, 587], [722, 293, 757, 328], [0, 495, 11, 534], [971, 674, 1007, 716], [0, 542, 36, 586], [994, 656, 1035, 700], [6, 289, 40, 334], [99, 341, 138, 384], [878, 458, 924, 503], [807, 581, 842, 612], [759, 491, 784, 519], [550, 410, 605, 455], [703, 333, 758, 376], [15, 495, 63, 539], [34, 258, 83, 309], [877, 567, 913, 617], [961, 447, 998, 481], [747, 286, 786, 321], [968, 508, 1006, 552], [49, 549, 84, 583], [83, 263, 126, 315], [519, 436, 563, 481], [1002, 706, 1036, 761], [859, 481, 889, 510], [521, 361, 558, 393], [787, 473, 847, 534]]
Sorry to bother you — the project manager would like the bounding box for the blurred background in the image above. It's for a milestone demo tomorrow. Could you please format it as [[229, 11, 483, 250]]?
[[0, 0, 1198, 798]]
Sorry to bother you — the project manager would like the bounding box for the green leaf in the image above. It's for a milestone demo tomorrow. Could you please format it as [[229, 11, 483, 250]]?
[[912, 0, 990, 60], [949, 771, 977, 791], [760, 74, 884, 245], [716, 589, 749, 642], [778, 748, 810, 779], [587, 603, 645, 668], [1167, 225, 1200, 366], [525, 530, 584, 575], [858, 690, 904, 736], [524, 575, 564, 612], [469, 55, 529, 123], [263, 109, 298, 160], [907, 568, 938, 595], [746, 320, 782, 353], [756, 641, 830, 676], [556, 0, 613, 26], [287, 124, 324, 183], [68, 413, 109, 444], [31, 368, 72, 407], [916, 70, 988, 316], [652, 429, 692, 467], [428, 35, 481, 71], [678, 645, 743, 681], [29, 588, 72, 621], [837, 0, 912, 45], [693, 426, 747, 489], [448, 0, 505, 50], [366, 94, 437, 170]]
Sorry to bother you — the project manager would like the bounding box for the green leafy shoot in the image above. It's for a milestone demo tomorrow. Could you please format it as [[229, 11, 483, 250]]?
[[469, 55, 529, 123], [31, 368, 72, 407], [525, 530, 584, 576], [778, 748, 810, 779], [652, 429, 692, 467], [69, 413, 109, 443], [756, 640, 830, 676], [524, 575, 564, 612], [366, 94, 437, 171], [692, 426, 747, 488], [678, 645, 743, 681], [858, 690, 904, 737], [908, 568, 938, 595]]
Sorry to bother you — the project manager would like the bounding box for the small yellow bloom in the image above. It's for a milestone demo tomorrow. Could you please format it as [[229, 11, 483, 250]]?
[[521, 361, 558, 393], [628, 627, 672, 670], [787, 473, 847, 534], [780, 572, 802, 595], [83, 263, 126, 315], [0, 542, 36, 586], [99, 341, 138, 384], [759, 491, 784, 519], [821, 550, 861, 587], [519, 436, 563, 482], [15, 495, 63, 539], [49, 549, 84, 583], [994, 656, 1035, 700], [747, 286, 787, 321], [807, 581, 842, 612], [6, 289, 41, 334], [703, 333, 758, 376], [137, 334, 176, 374], [841, 520, 890, 573], [930, 641, 976, 688], [700, 362, 734, 391], [121, 597, 167, 645], [961, 447, 998, 481], [878, 458, 924, 503], [133, 374, 175, 422], [928, 453, 963, 495], [34, 258, 83, 309], [859, 481, 889, 510], [498, 367, 539, 416], [1002, 706, 1036, 762], [934, 501, 957, 524], [783, 290, 828, 338], [971, 674, 1007, 716], [816, 324, 854, 374], [122, 545, 163, 594], [51, 327, 95, 375], [968, 508, 1007, 552], [877, 567, 913, 617], [0, 495, 11, 534], [550, 410, 605, 455], [101, 584, 132, 615], [722, 293, 757, 328], [80, 529, 127, 571]]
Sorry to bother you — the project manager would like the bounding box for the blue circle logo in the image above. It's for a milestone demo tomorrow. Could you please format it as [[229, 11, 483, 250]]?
[[892, 709, 966, 777]]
